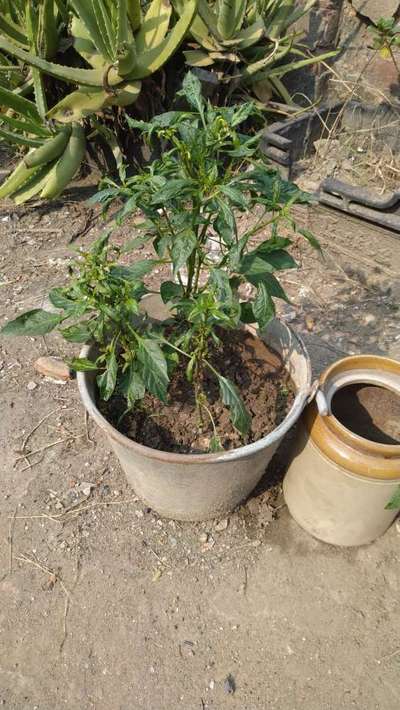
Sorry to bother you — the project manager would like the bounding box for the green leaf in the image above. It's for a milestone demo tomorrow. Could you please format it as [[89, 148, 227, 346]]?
[[97, 349, 118, 401], [137, 337, 169, 402], [48, 288, 76, 311], [69, 357, 98, 372], [252, 273, 289, 301], [298, 227, 322, 252], [216, 373, 251, 436], [120, 362, 145, 408], [178, 71, 205, 122], [121, 235, 152, 253], [151, 178, 195, 204], [160, 281, 183, 303], [209, 269, 232, 304], [253, 282, 275, 329], [239, 249, 296, 278], [60, 323, 92, 343], [1, 309, 61, 336], [240, 301, 255, 324], [220, 184, 249, 210], [171, 230, 197, 276], [110, 260, 157, 281], [385, 485, 400, 510]]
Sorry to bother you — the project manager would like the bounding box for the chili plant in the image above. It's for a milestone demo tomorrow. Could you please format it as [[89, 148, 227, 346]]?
[[1, 231, 171, 409], [2, 72, 319, 448], [92, 72, 319, 441]]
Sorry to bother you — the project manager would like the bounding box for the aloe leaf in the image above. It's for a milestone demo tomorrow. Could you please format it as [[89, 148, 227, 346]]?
[[0, 113, 50, 137], [127, 0, 198, 79], [0, 126, 43, 147], [70, 0, 114, 61], [184, 49, 215, 67], [248, 49, 338, 83], [135, 0, 172, 53], [0, 36, 117, 87], [0, 14, 27, 46], [127, 0, 142, 32], [0, 85, 40, 122]]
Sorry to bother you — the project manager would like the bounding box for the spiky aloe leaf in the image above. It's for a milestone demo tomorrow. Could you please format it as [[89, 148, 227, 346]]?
[[127, 0, 197, 79], [246, 49, 338, 83], [127, 0, 142, 32], [0, 126, 42, 147], [47, 82, 141, 122], [217, 0, 246, 40], [0, 85, 40, 121], [70, 0, 115, 61], [184, 49, 214, 67], [0, 36, 120, 86], [136, 0, 172, 53], [0, 13, 27, 47], [72, 16, 109, 70]]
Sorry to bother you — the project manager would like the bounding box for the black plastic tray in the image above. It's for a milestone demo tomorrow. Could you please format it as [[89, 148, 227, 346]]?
[[261, 102, 400, 233]]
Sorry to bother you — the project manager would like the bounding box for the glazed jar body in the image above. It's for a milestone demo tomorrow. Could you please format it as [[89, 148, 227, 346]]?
[[284, 355, 400, 546]]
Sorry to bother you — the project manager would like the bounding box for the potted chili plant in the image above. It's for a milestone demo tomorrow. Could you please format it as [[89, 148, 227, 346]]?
[[2, 73, 315, 520]]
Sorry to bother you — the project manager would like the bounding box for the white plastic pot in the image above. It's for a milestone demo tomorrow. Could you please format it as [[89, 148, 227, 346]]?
[[284, 355, 400, 546], [77, 319, 312, 521]]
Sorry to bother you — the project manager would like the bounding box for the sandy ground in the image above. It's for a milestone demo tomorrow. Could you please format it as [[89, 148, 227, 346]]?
[[0, 187, 400, 710]]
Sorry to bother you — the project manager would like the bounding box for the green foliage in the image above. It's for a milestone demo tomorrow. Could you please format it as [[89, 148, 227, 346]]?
[[369, 17, 400, 75], [3, 71, 320, 449], [0, 0, 198, 201], [385, 485, 400, 510], [90, 71, 319, 440], [1, 231, 167, 406], [182, 0, 337, 104]]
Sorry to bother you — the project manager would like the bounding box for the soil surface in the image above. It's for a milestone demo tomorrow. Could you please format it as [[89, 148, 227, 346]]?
[[331, 383, 400, 445], [1, 175, 400, 710], [103, 332, 295, 453]]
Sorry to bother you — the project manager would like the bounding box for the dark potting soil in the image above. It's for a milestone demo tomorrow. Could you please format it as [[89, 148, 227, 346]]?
[[331, 383, 400, 446], [100, 330, 295, 454]]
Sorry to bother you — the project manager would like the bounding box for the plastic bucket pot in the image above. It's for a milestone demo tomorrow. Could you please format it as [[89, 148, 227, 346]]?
[[284, 355, 400, 546], [77, 319, 312, 521]]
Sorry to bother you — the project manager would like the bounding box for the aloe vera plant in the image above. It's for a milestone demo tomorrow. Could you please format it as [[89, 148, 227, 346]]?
[[180, 0, 336, 104], [0, 0, 198, 201], [2, 73, 319, 450]]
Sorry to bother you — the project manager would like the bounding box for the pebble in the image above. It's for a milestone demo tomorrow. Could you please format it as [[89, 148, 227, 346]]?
[[209, 680, 215, 690], [27, 380, 38, 391], [34, 356, 71, 382], [224, 674, 236, 695], [135, 510, 144, 519], [214, 518, 229, 532], [199, 532, 209, 544], [78, 482, 94, 497]]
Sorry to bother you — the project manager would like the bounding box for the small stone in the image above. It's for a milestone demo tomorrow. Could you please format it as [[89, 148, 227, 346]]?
[[214, 518, 229, 532], [78, 482, 94, 497], [363, 313, 376, 326], [209, 680, 215, 690], [135, 510, 144, 519], [224, 674, 236, 695], [169, 536, 177, 547], [55, 501, 63, 510], [27, 380, 37, 391], [199, 532, 209, 544], [305, 315, 315, 332], [34, 356, 71, 382]]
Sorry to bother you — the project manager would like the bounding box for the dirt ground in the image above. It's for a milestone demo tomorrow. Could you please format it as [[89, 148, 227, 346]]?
[[1, 184, 400, 710]]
